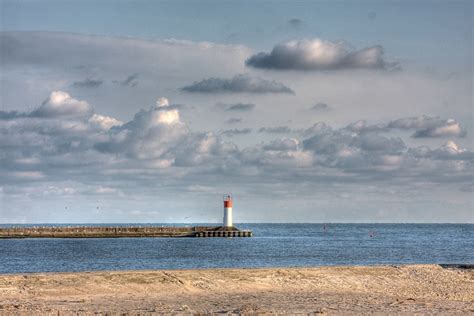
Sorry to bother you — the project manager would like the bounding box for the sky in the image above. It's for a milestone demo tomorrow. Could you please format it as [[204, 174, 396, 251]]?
[[0, 0, 473, 223]]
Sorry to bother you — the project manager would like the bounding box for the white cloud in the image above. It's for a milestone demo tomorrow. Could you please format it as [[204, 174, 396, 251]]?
[[414, 119, 465, 138], [263, 138, 299, 151], [240, 140, 313, 168], [88, 114, 123, 130], [173, 132, 238, 167], [246, 39, 399, 71], [152, 109, 180, 125], [32, 91, 92, 118], [96, 98, 187, 159], [95, 186, 120, 195], [412, 140, 474, 161], [341, 116, 467, 138], [388, 116, 466, 138], [156, 97, 170, 107], [443, 140, 461, 154]]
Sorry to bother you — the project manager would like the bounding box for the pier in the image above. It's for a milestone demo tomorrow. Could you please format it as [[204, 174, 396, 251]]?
[[0, 226, 252, 239], [0, 195, 253, 239]]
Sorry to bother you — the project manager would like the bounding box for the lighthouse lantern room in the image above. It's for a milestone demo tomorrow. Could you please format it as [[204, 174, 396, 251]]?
[[223, 194, 233, 227]]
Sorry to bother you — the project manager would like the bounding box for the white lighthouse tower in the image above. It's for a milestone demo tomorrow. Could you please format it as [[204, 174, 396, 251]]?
[[223, 195, 233, 227]]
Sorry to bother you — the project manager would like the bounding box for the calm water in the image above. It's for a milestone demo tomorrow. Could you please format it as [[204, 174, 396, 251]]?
[[0, 224, 472, 274]]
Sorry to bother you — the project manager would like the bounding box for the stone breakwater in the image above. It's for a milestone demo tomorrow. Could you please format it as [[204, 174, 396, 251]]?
[[0, 226, 252, 238]]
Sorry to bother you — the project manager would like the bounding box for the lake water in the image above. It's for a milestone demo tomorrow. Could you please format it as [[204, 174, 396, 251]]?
[[0, 223, 472, 274]]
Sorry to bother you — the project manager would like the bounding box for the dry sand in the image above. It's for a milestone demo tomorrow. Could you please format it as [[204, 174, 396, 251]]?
[[0, 265, 473, 315]]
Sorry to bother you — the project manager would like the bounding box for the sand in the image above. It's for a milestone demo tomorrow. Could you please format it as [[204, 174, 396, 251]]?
[[0, 265, 473, 314]]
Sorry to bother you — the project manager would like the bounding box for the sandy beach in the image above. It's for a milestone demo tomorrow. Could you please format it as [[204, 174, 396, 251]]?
[[0, 265, 472, 314]]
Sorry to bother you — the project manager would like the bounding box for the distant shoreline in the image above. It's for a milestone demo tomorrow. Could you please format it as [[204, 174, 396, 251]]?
[[1, 264, 473, 314], [2, 222, 474, 225]]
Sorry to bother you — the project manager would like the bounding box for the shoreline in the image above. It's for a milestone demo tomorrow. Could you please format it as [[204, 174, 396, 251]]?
[[1, 263, 473, 277], [1, 264, 473, 314]]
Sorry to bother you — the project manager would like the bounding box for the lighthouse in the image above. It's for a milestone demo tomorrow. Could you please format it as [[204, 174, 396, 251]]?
[[223, 195, 233, 227]]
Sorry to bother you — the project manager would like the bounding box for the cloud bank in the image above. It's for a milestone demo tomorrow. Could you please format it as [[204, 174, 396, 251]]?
[[181, 74, 294, 94], [1, 91, 472, 222], [1, 92, 471, 189], [0, 31, 471, 222], [344, 116, 467, 138]]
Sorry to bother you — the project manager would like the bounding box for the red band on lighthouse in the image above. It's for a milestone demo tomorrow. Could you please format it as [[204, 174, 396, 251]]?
[[224, 200, 232, 208]]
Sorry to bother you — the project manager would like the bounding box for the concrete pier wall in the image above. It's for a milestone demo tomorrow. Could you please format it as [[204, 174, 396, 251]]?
[[0, 226, 252, 238]]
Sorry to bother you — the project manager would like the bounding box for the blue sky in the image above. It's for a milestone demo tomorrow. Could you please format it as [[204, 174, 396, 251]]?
[[0, 0, 472, 223], [2, 0, 471, 66]]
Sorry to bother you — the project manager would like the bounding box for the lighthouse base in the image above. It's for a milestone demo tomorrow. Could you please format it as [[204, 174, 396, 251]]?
[[192, 226, 252, 237]]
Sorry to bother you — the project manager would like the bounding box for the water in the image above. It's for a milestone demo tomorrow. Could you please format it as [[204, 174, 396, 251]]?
[[0, 224, 472, 274]]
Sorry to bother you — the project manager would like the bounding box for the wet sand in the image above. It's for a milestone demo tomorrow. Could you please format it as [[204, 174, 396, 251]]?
[[0, 265, 473, 314]]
